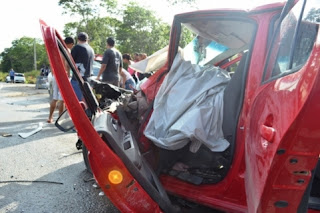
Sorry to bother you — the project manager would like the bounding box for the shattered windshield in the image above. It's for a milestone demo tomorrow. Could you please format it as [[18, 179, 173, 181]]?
[[183, 36, 229, 66], [181, 18, 255, 68]]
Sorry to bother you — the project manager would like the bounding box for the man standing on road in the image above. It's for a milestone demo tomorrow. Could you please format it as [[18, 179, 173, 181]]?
[[96, 37, 123, 86], [71, 32, 94, 100], [9, 68, 15, 83], [47, 37, 75, 123]]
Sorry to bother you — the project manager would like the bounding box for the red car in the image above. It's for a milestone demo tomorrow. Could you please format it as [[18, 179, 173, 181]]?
[[41, 0, 320, 212]]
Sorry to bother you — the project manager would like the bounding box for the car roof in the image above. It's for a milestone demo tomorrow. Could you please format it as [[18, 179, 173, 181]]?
[[174, 1, 284, 63]]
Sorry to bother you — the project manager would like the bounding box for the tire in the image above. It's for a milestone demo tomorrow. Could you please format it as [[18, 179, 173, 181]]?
[[82, 143, 92, 174]]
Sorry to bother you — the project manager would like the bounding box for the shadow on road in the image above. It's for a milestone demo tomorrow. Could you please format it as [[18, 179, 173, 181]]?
[[0, 162, 119, 213]]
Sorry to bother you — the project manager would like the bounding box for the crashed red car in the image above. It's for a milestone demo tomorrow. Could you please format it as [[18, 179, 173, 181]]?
[[41, 0, 320, 212]]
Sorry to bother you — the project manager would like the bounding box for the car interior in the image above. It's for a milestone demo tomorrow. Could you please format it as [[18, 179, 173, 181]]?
[[54, 7, 320, 211]]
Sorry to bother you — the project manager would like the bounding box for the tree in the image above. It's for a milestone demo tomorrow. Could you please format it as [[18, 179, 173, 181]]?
[[0, 37, 48, 73], [59, 0, 120, 54], [179, 25, 195, 48], [86, 17, 121, 54], [58, 0, 97, 30], [167, 0, 195, 5], [305, 7, 320, 22], [59, 0, 118, 31], [116, 2, 171, 55], [59, 0, 194, 56], [63, 17, 121, 54]]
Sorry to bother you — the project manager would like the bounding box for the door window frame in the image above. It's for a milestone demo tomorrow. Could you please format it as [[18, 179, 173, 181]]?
[[261, 0, 312, 84]]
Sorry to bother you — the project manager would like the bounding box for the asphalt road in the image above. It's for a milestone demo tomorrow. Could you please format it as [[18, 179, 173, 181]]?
[[0, 82, 119, 213]]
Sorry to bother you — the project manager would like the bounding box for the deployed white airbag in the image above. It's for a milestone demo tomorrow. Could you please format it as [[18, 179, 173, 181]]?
[[144, 53, 230, 153]]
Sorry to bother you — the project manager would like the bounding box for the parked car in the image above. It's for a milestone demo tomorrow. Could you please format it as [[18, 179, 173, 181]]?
[[87, 55, 103, 84], [5, 75, 10, 83], [14, 73, 26, 83], [41, 0, 320, 212], [35, 76, 49, 89], [6, 73, 26, 83]]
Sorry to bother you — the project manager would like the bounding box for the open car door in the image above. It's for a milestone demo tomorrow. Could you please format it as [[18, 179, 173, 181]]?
[[40, 21, 177, 213], [245, 0, 320, 212]]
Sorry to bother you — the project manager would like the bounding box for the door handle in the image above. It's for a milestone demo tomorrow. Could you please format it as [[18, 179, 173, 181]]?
[[260, 125, 275, 143]]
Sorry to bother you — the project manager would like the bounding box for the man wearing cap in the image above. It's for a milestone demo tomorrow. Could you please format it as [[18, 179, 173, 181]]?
[[96, 37, 123, 86], [71, 32, 94, 100]]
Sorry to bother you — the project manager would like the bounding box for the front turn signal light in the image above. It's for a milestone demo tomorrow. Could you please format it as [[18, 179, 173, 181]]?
[[108, 170, 123, 184]]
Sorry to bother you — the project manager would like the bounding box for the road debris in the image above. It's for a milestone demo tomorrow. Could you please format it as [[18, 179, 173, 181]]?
[[1, 133, 12, 137], [18, 122, 43, 138], [0, 180, 63, 185]]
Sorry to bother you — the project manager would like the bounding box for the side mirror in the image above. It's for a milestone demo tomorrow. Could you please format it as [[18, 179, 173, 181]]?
[[55, 109, 75, 132]]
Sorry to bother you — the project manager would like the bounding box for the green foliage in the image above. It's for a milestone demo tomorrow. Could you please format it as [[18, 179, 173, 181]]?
[[59, 0, 97, 25], [63, 17, 121, 54], [0, 72, 7, 82], [24, 70, 39, 84], [85, 17, 121, 54], [59, 0, 118, 29], [99, 0, 118, 14], [305, 8, 320, 22], [167, 0, 196, 6], [1, 0, 196, 77], [116, 2, 171, 55], [61, 1, 171, 56], [179, 25, 195, 48], [0, 37, 49, 73]]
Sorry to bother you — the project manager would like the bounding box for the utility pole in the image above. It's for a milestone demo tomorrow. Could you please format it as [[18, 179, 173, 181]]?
[[34, 38, 37, 71]]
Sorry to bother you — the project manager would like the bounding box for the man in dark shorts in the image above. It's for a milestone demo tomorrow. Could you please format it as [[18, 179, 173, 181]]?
[[71, 32, 94, 100], [96, 37, 123, 86], [9, 68, 15, 83]]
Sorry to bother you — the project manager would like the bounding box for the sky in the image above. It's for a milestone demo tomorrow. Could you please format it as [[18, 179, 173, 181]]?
[[0, 0, 282, 53], [0, 0, 67, 53]]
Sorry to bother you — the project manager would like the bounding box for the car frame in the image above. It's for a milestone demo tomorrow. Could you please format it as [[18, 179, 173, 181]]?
[[35, 75, 49, 89], [40, 0, 320, 212]]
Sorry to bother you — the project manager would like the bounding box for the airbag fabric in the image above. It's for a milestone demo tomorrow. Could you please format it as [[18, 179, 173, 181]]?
[[144, 53, 230, 152]]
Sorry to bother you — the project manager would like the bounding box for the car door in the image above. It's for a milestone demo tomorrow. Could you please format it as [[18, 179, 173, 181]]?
[[245, 0, 320, 212], [39, 21, 175, 213]]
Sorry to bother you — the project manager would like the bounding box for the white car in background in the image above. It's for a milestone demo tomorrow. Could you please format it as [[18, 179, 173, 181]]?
[[5, 73, 26, 83]]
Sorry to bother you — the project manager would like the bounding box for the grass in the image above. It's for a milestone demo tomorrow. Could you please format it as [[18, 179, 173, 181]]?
[[0, 70, 40, 84], [24, 70, 39, 84], [0, 72, 6, 82]]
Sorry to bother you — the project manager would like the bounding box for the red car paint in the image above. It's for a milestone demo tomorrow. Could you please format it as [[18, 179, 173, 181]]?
[[40, 22, 162, 213], [40, 0, 320, 212]]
